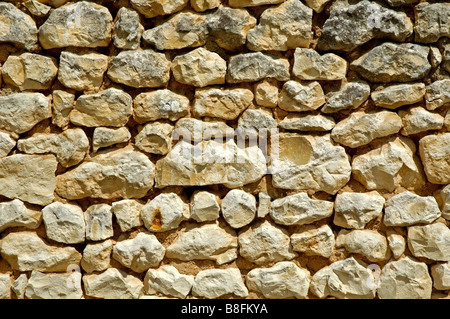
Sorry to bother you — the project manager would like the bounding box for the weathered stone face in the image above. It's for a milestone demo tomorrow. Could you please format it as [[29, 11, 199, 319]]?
[[130, 0, 188, 18], [322, 81, 370, 113], [112, 7, 143, 50], [192, 268, 248, 299], [408, 223, 450, 261], [291, 225, 335, 258], [371, 83, 426, 109], [83, 268, 143, 299], [336, 229, 390, 262], [0, 199, 41, 232], [293, 48, 347, 80], [278, 81, 326, 112], [419, 133, 450, 184], [144, 265, 194, 299], [414, 2, 450, 43], [42, 202, 86, 244], [0, 3, 37, 50], [25, 271, 83, 299]]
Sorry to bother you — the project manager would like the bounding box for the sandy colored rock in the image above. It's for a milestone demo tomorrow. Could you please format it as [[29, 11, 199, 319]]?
[[112, 232, 165, 273], [279, 114, 335, 132], [81, 239, 113, 273], [108, 50, 171, 88], [0, 154, 57, 206], [143, 12, 207, 50], [237, 108, 277, 139], [141, 193, 189, 232], [318, 0, 413, 51], [0, 3, 37, 50], [111, 199, 143, 232], [193, 87, 253, 120], [255, 79, 278, 108], [310, 257, 376, 299], [0, 93, 51, 134], [70, 88, 132, 127], [83, 268, 143, 299], [257, 192, 271, 219], [247, 0, 312, 51], [130, 0, 188, 18], [352, 136, 426, 192], [238, 220, 296, 265], [271, 133, 351, 194], [414, 2, 450, 43], [174, 118, 233, 142], [25, 271, 82, 299], [438, 185, 450, 220], [0, 274, 10, 299], [408, 223, 450, 261], [229, 0, 284, 7], [371, 83, 426, 109], [17, 128, 89, 167], [227, 52, 290, 83], [166, 222, 238, 265], [278, 80, 325, 112], [0, 199, 41, 232], [192, 268, 248, 299], [58, 51, 109, 91], [331, 111, 403, 148], [0, 132, 15, 158], [246, 261, 310, 299], [305, 0, 332, 12], [155, 139, 266, 188], [387, 233, 406, 259], [112, 7, 143, 50], [333, 191, 385, 229], [52, 90, 74, 129], [351, 42, 431, 83], [42, 202, 86, 244], [23, 0, 51, 17], [419, 133, 450, 184], [293, 48, 347, 80], [221, 189, 256, 229], [12, 274, 27, 299], [322, 81, 370, 113], [190, 0, 220, 12], [2, 52, 57, 90], [39, 1, 113, 49], [270, 192, 333, 226], [336, 229, 390, 262], [378, 257, 432, 299], [84, 204, 113, 241], [144, 265, 194, 299], [431, 262, 450, 290], [0, 231, 81, 272], [133, 90, 189, 123], [424, 79, 450, 110], [135, 122, 173, 156], [446, 110, 450, 131], [291, 224, 335, 258], [92, 127, 131, 153], [190, 191, 220, 222], [399, 106, 444, 135], [172, 48, 226, 87]]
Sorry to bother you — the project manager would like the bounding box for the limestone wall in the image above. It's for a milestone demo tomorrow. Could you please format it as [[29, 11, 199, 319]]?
[[0, 0, 449, 299]]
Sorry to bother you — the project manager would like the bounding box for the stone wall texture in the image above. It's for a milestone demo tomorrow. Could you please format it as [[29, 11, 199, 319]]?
[[0, 0, 449, 300]]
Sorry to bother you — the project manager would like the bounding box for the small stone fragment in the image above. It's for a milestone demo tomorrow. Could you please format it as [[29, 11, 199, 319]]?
[[0, 154, 57, 206], [84, 204, 113, 241], [399, 106, 444, 135], [130, 0, 188, 18], [446, 110, 450, 131], [52, 90, 74, 128], [23, 0, 51, 17], [25, 271, 82, 299], [42, 202, 85, 244], [2, 53, 58, 91], [192, 268, 248, 299], [92, 127, 131, 152], [371, 83, 426, 109], [424, 79, 450, 110], [270, 192, 333, 226], [229, 0, 284, 7], [246, 261, 310, 299], [193, 87, 254, 120], [39, 1, 113, 49], [135, 122, 174, 155], [336, 229, 390, 262], [227, 52, 290, 83], [291, 224, 335, 258], [83, 268, 143, 299], [279, 114, 335, 132], [438, 185, 450, 220], [0, 199, 41, 232], [378, 257, 432, 299], [304, 0, 332, 13], [331, 111, 403, 148], [293, 48, 347, 80], [12, 274, 27, 299], [333, 191, 385, 229], [190, 191, 220, 222], [414, 2, 450, 43], [387, 233, 406, 259], [237, 109, 277, 139], [58, 51, 109, 91], [0, 3, 37, 50], [107, 50, 171, 88], [0, 274, 11, 299], [278, 81, 325, 112], [431, 262, 450, 290], [172, 48, 226, 87], [322, 81, 370, 113], [351, 42, 431, 83], [112, 232, 165, 273], [174, 118, 234, 142], [419, 133, 450, 184], [0, 231, 81, 272], [0, 93, 51, 134], [0, 132, 15, 158], [191, 0, 220, 12], [255, 79, 278, 108], [113, 7, 143, 50], [238, 220, 296, 265], [166, 222, 238, 265], [144, 265, 194, 299], [221, 190, 256, 229], [408, 223, 450, 261], [310, 257, 376, 299], [111, 200, 143, 232], [81, 239, 113, 273], [247, 0, 313, 51]]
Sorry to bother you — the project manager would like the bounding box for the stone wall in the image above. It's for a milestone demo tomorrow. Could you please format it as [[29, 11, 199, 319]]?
[[0, 0, 449, 299]]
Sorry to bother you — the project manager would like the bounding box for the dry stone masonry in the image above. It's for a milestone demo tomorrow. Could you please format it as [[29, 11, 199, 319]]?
[[0, 0, 448, 300]]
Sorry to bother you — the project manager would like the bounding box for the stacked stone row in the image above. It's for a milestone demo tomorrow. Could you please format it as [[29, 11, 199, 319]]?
[[0, 0, 448, 299]]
